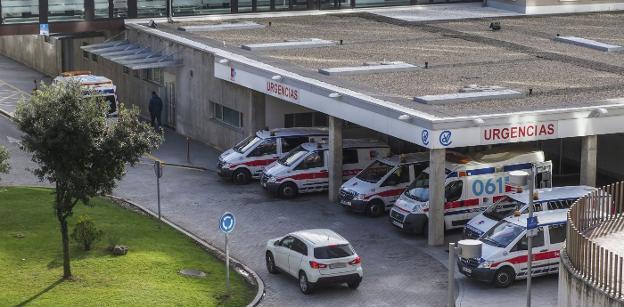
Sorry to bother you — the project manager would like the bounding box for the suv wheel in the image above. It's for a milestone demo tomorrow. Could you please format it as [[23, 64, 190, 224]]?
[[266, 252, 279, 274], [233, 169, 251, 185], [493, 267, 515, 288], [279, 182, 298, 199], [367, 200, 385, 217], [347, 278, 361, 289], [299, 271, 313, 294]]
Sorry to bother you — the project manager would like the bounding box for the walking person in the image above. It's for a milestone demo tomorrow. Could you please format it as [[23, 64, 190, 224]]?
[[149, 91, 163, 130]]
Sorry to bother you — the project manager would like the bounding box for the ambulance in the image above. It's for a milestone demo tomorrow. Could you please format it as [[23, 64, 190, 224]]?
[[53, 71, 119, 116], [457, 210, 566, 288], [338, 152, 429, 217], [260, 139, 391, 198], [217, 128, 328, 184], [463, 185, 596, 239], [389, 149, 552, 234]]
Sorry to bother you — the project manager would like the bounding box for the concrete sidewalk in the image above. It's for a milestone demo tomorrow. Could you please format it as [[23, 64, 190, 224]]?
[[145, 127, 220, 171]]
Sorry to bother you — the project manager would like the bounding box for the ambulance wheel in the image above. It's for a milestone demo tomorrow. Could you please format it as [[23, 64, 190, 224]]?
[[367, 200, 385, 217], [493, 267, 515, 288], [233, 169, 251, 185], [279, 182, 298, 199]]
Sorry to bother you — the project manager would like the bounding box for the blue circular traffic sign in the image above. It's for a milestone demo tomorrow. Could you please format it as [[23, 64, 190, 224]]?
[[219, 212, 236, 233]]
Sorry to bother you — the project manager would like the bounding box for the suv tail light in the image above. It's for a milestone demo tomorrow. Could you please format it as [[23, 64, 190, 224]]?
[[349, 256, 361, 265], [310, 261, 328, 269]]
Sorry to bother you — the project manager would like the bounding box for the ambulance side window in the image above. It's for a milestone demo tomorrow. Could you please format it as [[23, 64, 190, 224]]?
[[295, 151, 324, 170], [282, 137, 308, 153], [382, 165, 410, 187], [249, 139, 277, 157], [512, 228, 545, 251], [548, 224, 566, 244], [445, 181, 463, 202], [343, 149, 359, 164]]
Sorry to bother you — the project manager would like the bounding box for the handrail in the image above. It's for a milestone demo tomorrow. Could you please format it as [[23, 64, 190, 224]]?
[[566, 182, 624, 300]]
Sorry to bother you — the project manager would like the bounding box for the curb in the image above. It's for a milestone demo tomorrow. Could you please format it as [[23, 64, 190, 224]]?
[[106, 195, 265, 307], [0, 107, 14, 119]]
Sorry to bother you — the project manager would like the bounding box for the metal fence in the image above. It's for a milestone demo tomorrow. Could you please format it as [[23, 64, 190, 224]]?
[[567, 182, 624, 299]]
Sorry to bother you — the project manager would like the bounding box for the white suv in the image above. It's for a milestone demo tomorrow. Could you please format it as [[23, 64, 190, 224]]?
[[265, 229, 363, 294]]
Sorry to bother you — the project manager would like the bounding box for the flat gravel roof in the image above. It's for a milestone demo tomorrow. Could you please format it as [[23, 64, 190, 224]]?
[[160, 12, 624, 117]]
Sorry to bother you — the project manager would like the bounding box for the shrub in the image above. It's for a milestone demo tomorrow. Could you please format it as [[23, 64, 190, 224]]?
[[106, 234, 122, 251], [71, 215, 104, 251]]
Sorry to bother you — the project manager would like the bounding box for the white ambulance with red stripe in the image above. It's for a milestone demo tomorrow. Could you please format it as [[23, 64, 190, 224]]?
[[338, 153, 429, 217], [260, 139, 390, 198], [463, 185, 596, 239], [458, 210, 566, 288], [217, 128, 328, 184], [389, 149, 552, 234], [54, 71, 119, 116]]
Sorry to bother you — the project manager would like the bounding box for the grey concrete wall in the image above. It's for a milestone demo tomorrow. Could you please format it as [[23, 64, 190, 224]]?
[[558, 250, 624, 307], [0, 35, 61, 77]]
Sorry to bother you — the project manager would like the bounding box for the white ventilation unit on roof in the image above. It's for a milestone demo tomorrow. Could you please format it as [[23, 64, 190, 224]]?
[[414, 85, 523, 105], [178, 22, 264, 32], [241, 38, 336, 51], [319, 61, 419, 76], [554, 36, 623, 53]]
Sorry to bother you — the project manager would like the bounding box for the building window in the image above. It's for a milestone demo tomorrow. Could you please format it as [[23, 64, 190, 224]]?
[[82, 42, 89, 58], [137, 0, 167, 17], [145, 68, 163, 84], [91, 53, 98, 62], [173, 0, 231, 16], [48, 0, 84, 21], [123, 67, 130, 74], [211, 102, 243, 128], [284, 112, 328, 128]]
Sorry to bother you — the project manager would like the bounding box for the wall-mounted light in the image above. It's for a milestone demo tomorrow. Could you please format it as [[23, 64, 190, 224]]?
[[589, 107, 608, 118], [271, 75, 283, 81], [472, 118, 485, 126], [328, 92, 342, 99], [218, 58, 229, 64], [398, 114, 411, 121]]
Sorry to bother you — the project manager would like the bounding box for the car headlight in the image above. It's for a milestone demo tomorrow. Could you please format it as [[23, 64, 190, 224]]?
[[353, 193, 365, 201], [267, 176, 277, 183], [411, 203, 422, 213], [478, 259, 494, 268]]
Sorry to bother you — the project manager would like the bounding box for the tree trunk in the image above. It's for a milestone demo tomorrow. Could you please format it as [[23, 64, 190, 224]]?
[[58, 212, 72, 279]]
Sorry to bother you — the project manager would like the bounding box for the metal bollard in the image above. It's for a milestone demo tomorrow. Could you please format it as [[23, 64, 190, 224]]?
[[186, 137, 191, 163]]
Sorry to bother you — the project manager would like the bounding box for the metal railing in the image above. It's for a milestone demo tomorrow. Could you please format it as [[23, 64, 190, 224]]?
[[567, 181, 624, 300]]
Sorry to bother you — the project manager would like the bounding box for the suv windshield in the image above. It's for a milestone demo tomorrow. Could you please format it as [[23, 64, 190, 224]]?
[[314, 244, 354, 259], [356, 160, 393, 183], [405, 172, 429, 202], [233, 135, 262, 153], [483, 196, 523, 221], [480, 220, 525, 248], [278, 146, 309, 166]]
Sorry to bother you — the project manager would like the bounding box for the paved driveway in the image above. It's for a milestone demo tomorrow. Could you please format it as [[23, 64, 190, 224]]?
[[113, 164, 448, 306]]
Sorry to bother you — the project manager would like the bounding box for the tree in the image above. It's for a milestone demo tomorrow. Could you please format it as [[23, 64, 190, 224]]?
[[15, 81, 162, 279], [0, 145, 8, 177]]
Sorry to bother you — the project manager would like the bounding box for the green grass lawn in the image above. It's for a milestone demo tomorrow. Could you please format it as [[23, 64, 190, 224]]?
[[0, 187, 254, 306]]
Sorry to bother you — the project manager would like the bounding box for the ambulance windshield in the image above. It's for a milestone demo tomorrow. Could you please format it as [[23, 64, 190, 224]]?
[[480, 220, 524, 248], [483, 196, 522, 221], [405, 172, 429, 202], [278, 146, 308, 166], [233, 136, 262, 153], [356, 160, 393, 183]]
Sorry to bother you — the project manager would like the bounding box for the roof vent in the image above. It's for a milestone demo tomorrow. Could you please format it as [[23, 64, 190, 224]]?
[[414, 85, 523, 105], [554, 36, 624, 53], [241, 38, 336, 51], [178, 22, 264, 32], [319, 61, 419, 76]]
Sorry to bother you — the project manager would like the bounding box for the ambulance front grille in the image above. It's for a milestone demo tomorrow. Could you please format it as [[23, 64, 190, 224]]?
[[460, 257, 479, 268], [339, 189, 355, 201]]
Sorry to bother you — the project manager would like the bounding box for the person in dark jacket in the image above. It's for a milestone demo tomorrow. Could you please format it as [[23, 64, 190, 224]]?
[[149, 91, 163, 130]]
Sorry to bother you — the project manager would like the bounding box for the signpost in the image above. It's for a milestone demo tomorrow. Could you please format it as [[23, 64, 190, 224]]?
[[219, 212, 236, 293], [154, 161, 163, 227]]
